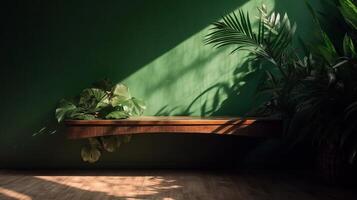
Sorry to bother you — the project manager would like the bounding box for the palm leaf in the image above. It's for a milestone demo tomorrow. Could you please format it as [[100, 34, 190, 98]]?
[[205, 9, 267, 59], [343, 34, 357, 57], [338, 0, 357, 30], [306, 1, 338, 64], [205, 5, 296, 78]]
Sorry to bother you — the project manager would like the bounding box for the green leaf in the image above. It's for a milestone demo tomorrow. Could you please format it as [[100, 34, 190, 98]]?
[[343, 34, 356, 57], [55, 99, 77, 122], [100, 136, 120, 152], [110, 96, 128, 107], [105, 110, 129, 119], [117, 97, 146, 116], [110, 84, 132, 107], [205, 9, 267, 59], [321, 32, 338, 61], [91, 88, 108, 102], [33, 127, 47, 136], [81, 145, 101, 163], [68, 112, 96, 120], [205, 5, 296, 79], [306, 1, 338, 64], [315, 44, 338, 64], [79, 88, 108, 109], [339, 0, 357, 30], [88, 137, 101, 147], [129, 97, 146, 116], [112, 83, 131, 99], [33, 126, 57, 136]]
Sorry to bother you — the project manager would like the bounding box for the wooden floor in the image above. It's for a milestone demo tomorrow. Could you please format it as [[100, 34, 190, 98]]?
[[0, 170, 356, 200]]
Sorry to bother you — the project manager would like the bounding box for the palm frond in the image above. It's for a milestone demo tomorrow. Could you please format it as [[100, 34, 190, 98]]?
[[205, 5, 297, 73], [205, 10, 268, 58], [338, 0, 357, 30], [306, 1, 338, 65]]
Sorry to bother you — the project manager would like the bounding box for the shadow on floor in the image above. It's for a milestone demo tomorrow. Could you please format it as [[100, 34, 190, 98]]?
[[0, 170, 356, 200]]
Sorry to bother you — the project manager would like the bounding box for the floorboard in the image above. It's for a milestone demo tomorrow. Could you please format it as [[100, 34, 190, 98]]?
[[0, 170, 355, 200]]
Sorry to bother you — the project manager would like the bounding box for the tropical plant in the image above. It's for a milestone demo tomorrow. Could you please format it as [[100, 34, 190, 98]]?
[[205, 1, 357, 168], [36, 79, 146, 163], [205, 5, 310, 118], [289, 0, 357, 165], [205, 5, 297, 70]]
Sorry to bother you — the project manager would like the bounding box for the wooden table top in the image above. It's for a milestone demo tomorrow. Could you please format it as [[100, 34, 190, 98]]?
[[65, 116, 279, 125], [65, 116, 282, 139]]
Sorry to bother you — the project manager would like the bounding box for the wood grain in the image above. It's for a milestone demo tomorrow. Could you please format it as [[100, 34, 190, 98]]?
[[65, 116, 277, 125], [0, 170, 355, 200], [65, 116, 282, 139]]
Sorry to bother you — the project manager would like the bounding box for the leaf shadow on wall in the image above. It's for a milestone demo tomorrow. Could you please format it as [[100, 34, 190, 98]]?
[[155, 60, 267, 117]]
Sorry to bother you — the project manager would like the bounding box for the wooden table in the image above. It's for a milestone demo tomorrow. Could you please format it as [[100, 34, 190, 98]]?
[[65, 116, 282, 139]]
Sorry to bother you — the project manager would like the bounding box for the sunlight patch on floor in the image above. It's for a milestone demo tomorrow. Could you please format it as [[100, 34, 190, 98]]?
[[0, 187, 32, 200], [35, 175, 182, 199]]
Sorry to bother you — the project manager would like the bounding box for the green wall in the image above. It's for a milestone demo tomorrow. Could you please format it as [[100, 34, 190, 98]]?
[[1, 0, 321, 168]]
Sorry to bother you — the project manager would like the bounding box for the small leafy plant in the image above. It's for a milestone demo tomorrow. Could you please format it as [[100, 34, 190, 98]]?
[[38, 79, 146, 163], [56, 79, 145, 122]]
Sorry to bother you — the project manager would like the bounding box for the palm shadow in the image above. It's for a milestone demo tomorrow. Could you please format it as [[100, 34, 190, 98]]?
[[155, 59, 267, 117]]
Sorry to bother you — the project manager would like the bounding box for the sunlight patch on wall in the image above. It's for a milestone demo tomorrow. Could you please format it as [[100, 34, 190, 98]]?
[[123, 0, 275, 116]]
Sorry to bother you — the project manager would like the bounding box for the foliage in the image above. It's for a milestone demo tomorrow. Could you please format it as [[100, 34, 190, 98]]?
[[55, 79, 145, 122], [205, 5, 297, 73], [81, 135, 132, 163], [205, 5, 309, 117], [36, 79, 145, 163], [338, 0, 357, 30], [289, 0, 357, 163], [206, 2, 357, 164]]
